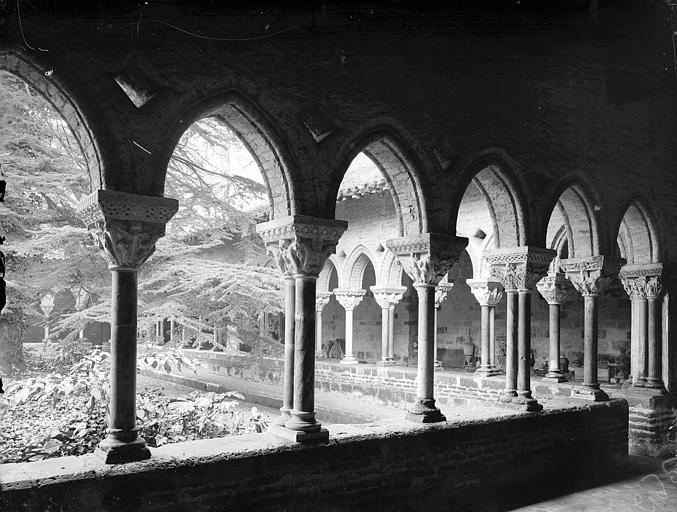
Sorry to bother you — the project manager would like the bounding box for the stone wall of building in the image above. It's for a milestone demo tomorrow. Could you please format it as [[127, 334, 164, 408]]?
[[0, 399, 628, 512]]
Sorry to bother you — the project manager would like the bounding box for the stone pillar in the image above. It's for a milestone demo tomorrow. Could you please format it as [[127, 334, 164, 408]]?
[[371, 287, 406, 365], [315, 292, 332, 356], [563, 256, 622, 401], [257, 215, 347, 443], [621, 264, 664, 390], [536, 272, 572, 382], [387, 233, 468, 423], [77, 190, 178, 463], [486, 247, 555, 411], [433, 280, 455, 367], [333, 289, 366, 364], [467, 279, 503, 376]]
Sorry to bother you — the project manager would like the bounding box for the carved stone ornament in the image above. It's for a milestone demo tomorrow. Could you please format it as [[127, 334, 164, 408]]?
[[536, 272, 574, 305], [561, 256, 624, 297], [77, 190, 179, 271], [316, 292, 332, 311], [386, 233, 468, 286], [620, 263, 663, 300], [466, 278, 504, 306], [435, 280, 455, 308], [371, 286, 407, 309], [333, 288, 366, 310], [256, 215, 348, 277], [484, 247, 556, 292]]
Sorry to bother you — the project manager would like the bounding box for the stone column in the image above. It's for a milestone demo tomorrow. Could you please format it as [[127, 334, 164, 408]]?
[[621, 264, 664, 390], [486, 247, 555, 411], [433, 280, 455, 367], [371, 287, 406, 365], [563, 256, 622, 401], [536, 272, 572, 382], [315, 292, 332, 356], [77, 190, 178, 463], [333, 289, 366, 364], [257, 215, 347, 443], [467, 279, 503, 376], [387, 233, 468, 423]]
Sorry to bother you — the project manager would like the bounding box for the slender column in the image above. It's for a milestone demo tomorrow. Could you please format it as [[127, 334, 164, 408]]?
[[467, 279, 503, 377], [77, 189, 178, 463], [315, 292, 332, 356], [372, 287, 406, 365], [276, 275, 296, 425], [388, 304, 396, 360], [646, 278, 664, 389], [563, 256, 621, 402], [257, 214, 347, 443], [536, 272, 572, 382], [621, 264, 663, 389], [489, 305, 496, 369], [387, 233, 468, 423], [334, 289, 366, 364], [170, 318, 175, 343], [486, 247, 555, 411], [433, 281, 454, 368]]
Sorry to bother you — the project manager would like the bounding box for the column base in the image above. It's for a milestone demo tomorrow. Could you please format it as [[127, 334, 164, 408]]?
[[475, 366, 501, 377], [340, 355, 359, 365], [632, 377, 647, 388], [96, 435, 151, 464], [377, 359, 396, 366], [405, 399, 446, 423], [268, 423, 329, 444], [571, 385, 609, 401], [543, 372, 568, 383], [272, 407, 292, 426], [499, 390, 518, 402], [644, 378, 665, 390], [512, 391, 543, 412], [285, 410, 322, 433]]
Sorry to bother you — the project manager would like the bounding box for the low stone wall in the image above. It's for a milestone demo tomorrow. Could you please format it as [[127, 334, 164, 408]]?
[[187, 351, 677, 457], [1, 400, 628, 512]]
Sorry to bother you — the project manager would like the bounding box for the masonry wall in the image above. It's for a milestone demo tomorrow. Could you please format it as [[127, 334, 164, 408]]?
[[0, 400, 628, 512]]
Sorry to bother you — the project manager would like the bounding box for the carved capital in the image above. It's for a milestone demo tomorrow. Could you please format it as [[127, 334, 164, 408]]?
[[256, 215, 347, 277], [386, 233, 467, 285], [333, 288, 366, 311], [466, 279, 503, 307], [371, 286, 407, 309], [316, 292, 332, 311], [485, 247, 555, 292], [536, 272, 573, 305], [620, 264, 663, 300], [435, 280, 455, 308], [562, 256, 624, 297], [77, 190, 178, 271]]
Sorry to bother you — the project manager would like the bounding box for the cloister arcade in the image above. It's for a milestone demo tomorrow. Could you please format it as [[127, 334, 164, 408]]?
[[2, 1, 677, 509]]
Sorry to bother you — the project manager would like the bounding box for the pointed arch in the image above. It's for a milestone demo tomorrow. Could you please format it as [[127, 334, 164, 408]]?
[[614, 199, 661, 264], [328, 126, 428, 236], [1, 50, 104, 190], [379, 249, 404, 287], [318, 259, 339, 293], [342, 245, 377, 289], [155, 90, 296, 220]]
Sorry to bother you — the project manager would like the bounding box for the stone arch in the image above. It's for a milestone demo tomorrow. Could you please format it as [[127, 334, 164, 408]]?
[[452, 150, 528, 249], [1, 50, 104, 189], [154, 91, 296, 220], [614, 199, 661, 265], [327, 127, 428, 236], [342, 245, 377, 289], [317, 259, 339, 293], [544, 180, 601, 259], [379, 249, 404, 287]]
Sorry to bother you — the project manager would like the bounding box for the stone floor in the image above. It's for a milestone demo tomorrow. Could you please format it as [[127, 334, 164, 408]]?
[[512, 455, 677, 512]]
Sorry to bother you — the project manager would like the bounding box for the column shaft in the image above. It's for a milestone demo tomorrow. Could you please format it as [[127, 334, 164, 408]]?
[[505, 291, 518, 396], [275, 275, 295, 425], [646, 297, 663, 388], [343, 308, 356, 363], [476, 305, 491, 373], [286, 275, 320, 432], [583, 295, 599, 389], [380, 307, 389, 362], [636, 298, 648, 386], [517, 290, 531, 398], [315, 306, 324, 354], [388, 306, 396, 360], [489, 306, 496, 369], [544, 303, 565, 381]]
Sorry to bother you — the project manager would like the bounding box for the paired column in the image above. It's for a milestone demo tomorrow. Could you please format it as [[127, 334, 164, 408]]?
[[536, 272, 573, 382], [333, 289, 366, 364], [315, 292, 332, 356], [387, 233, 468, 423], [486, 247, 555, 411], [620, 264, 665, 390], [257, 215, 347, 443], [77, 190, 178, 463], [433, 280, 455, 367], [371, 287, 406, 365], [467, 279, 503, 376], [562, 256, 622, 401]]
